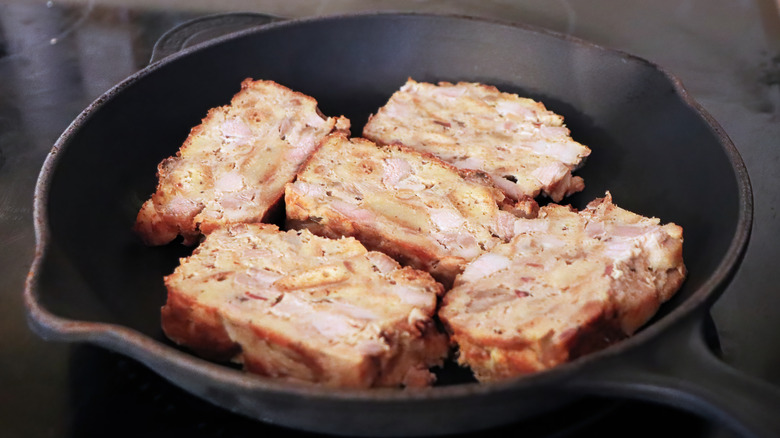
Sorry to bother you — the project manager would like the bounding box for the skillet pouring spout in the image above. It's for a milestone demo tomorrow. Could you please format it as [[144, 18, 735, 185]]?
[[25, 12, 760, 436]]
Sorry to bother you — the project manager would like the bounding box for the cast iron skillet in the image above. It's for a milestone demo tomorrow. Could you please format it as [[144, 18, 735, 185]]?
[[24, 12, 780, 437]]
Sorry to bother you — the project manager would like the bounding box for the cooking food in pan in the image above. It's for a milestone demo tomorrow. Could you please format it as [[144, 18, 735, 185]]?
[[140, 78, 685, 386], [362, 79, 591, 204], [29, 13, 768, 436], [286, 132, 527, 287], [439, 193, 686, 381], [162, 223, 448, 388], [134, 79, 350, 246]]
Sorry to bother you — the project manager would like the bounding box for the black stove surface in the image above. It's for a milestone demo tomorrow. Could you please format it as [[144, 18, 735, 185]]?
[[63, 345, 714, 438], [2, 2, 779, 437]]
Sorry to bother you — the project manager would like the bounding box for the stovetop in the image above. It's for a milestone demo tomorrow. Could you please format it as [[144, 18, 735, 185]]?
[[2, 1, 779, 437]]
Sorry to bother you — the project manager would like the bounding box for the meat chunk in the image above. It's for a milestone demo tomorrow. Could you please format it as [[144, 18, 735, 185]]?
[[438, 193, 686, 381], [162, 223, 449, 388], [363, 79, 590, 202], [134, 79, 350, 246], [285, 133, 532, 287]]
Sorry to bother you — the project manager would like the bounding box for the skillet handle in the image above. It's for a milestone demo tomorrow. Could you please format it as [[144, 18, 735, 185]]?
[[150, 12, 283, 64], [568, 313, 780, 438]]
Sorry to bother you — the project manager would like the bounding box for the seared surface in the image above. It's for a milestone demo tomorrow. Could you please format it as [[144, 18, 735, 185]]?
[[162, 223, 448, 388], [363, 79, 590, 202], [285, 133, 530, 287], [135, 79, 349, 246], [439, 193, 686, 381]]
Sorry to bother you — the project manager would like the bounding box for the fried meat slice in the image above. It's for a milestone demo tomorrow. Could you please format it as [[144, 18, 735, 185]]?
[[135, 79, 349, 245], [285, 133, 531, 287], [439, 193, 686, 381], [363, 79, 590, 202], [162, 223, 448, 388]]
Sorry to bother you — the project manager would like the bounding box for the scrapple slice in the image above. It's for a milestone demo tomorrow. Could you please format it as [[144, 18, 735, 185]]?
[[285, 132, 532, 287], [135, 79, 349, 246], [162, 223, 449, 388], [439, 193, 686, 381], [363, 79, 590, 202]]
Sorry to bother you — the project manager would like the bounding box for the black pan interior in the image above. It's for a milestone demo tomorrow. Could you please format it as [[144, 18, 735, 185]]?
[[37, 13, 741, 370]]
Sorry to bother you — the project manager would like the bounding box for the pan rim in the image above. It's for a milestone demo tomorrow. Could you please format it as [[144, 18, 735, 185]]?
[[24, 11, 753, 402]]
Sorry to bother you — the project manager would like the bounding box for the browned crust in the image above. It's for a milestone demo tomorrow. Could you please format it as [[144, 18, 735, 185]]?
[[160, 223, 449, 387], [502, 196, 540, 219], [237, 321, 449, 388], [160, 288, 241, 362], [391, 266, 447, 297], [438, 194, 687, 381], [379, 139, 511, 202], [134, 199, 183, 246], [562, 312, 628, 361], [284, 171, 467, 288], [220, 305, 447, 388], [240, 323, 332, 383], [346, 135, 516, 211], [284, 218, 465, 289], [441, 299, 625, 379], [363, 79, 589, 202], [285, 133, 523, 287], [373, 325, 450, 387], [134, 79, 349, 246]]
